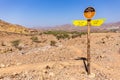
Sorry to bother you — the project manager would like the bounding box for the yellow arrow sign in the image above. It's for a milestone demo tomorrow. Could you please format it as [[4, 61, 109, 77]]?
[[73, 18, 106, 27], [73, 20, 87, 26], [91, 18, 106, 26]]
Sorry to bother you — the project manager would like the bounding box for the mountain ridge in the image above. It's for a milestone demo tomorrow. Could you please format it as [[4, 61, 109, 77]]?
[[0, 19, 31, 34], [32, 22, 120, 32]]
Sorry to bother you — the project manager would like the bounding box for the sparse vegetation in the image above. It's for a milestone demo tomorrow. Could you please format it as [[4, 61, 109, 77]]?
[[44, 31, 87, 40], [110, 29, 117, 32], [0, 30, 119, 80], [11, 40, 21, 48], [50, 40, 57, 46], [44, 31, 70, 40], [11, 40, 23, 50], [30, 36, 40, 43], [56, 33, 70, 40], [71, 31, 87, 38]]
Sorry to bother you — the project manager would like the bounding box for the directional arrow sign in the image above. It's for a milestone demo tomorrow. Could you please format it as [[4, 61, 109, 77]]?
[[73, 20, 87, 26], [91, 18, 106, 26], [73, 18, 106, 27]]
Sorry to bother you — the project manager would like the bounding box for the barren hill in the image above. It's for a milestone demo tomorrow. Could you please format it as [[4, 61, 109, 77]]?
[[0, 20, 30, 34]]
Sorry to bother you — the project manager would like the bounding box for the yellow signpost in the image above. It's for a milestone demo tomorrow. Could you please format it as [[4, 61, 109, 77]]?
[[73, 7, 105, 75], [73, 18, 105, 27]]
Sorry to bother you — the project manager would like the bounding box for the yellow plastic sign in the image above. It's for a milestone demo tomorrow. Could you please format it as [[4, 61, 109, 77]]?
[[91, 18, 106, 26], [73, 20, 87, 26], [73, 18, 106, 27]]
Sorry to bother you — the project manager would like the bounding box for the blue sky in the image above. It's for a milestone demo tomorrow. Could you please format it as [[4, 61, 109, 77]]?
[[0, 0, 120, 27]]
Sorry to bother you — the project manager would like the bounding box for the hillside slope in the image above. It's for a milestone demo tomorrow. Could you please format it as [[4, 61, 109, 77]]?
[[0, 20, 30, 34]]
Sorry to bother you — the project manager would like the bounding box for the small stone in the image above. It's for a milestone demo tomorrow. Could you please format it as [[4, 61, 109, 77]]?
[[13, 72, 18, 75], [88, 73, 96, 78], [16, 63, 22, 66], [0, 64, 5, 68], [48, 72, 54, 77], [46, 65, 51, 69], [6, 64, 10, 67], [2, 77, 11, 80]]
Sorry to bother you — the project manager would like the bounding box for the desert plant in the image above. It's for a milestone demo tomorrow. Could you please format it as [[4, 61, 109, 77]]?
[[11, 40, 21, 48], [71, 32, 87, 38], [30, 36, 39, 42], [44, 30, 87, 39], [44, 31, 58, 35], [71, 34, 80, 38], [44, 31, 70, 40], [50, 41, 57, 46], [56, 33, 70, 40], [110, 29, 117, 32]]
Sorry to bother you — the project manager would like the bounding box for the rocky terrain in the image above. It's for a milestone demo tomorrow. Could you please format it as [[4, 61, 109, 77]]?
[[0, 20, 31, 34], [0, 30, 119, 80], [0, 19, 119, 80]]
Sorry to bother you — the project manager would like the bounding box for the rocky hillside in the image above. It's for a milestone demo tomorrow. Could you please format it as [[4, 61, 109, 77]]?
[[0, 20, 30, 34]]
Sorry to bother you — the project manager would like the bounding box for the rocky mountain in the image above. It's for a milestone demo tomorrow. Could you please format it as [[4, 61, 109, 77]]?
[[0, 20, 31, 34]]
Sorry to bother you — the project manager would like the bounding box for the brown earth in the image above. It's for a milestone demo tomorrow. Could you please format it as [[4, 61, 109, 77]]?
[[0, 32, 120, 80], [0, 20, 32, 34]]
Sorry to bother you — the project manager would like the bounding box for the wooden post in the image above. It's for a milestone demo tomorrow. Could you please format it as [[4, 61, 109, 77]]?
[[87, 19, 91, 75]]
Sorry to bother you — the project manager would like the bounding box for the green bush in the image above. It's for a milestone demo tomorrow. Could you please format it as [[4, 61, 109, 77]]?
[[44, 31, 70, 40], [56, 33, 70, 40], [44, 30, 87, 39], [71, 31, 87, 38]]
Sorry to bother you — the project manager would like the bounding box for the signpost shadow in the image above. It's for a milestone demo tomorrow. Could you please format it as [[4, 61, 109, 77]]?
[[75, 57, 88, 73]]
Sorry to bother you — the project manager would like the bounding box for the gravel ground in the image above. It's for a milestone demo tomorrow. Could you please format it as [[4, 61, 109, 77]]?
[[0, 33, 120, 80]]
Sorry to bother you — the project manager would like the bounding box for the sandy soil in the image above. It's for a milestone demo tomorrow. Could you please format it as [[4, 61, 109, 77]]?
[[0, 32, 120, 80]]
